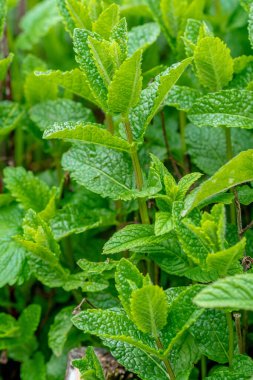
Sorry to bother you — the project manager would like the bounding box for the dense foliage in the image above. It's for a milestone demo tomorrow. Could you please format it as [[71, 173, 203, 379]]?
[[2, 0, 253, 379]]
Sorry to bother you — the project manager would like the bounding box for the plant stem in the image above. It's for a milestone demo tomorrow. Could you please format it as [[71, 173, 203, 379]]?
[[124, 118, 150, 225], [156, 337, 175, 380], [223, 127, 236, 224], [14, 126, 23, 166], [105, 114, 114, 134], [201, 356, 207, 380], [179, 111, 189, 173], [233, 313, 243, 354], [242, 310, 248, 353], [226, 312, 234, 366]]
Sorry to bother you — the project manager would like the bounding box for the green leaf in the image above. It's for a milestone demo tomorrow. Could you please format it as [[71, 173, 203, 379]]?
[[4, 167, 51, 212], [161, 285, 204, 356], [237, 185, 253, 205], [72, 347, 105, 380], [249, 4, 253, 49], [189, 90, 253, 129], [111, 17, 128, 60], [16, 0, 61, 50], [166, 85, 201, 112], [35, 69, 97, 104], [177, 172, 202, 201], [24, 72, 58, 106], [155, 212, 173, 236], [115, 259, 148, 318], [160, 0, 188, 39], [130, 285, 169, 337], [16, 210, 69, 288], [72, 309, 157, 356], [173, 202, 209, 264], [206, 239, 245, 277], [190, 309, 229, 363], [0, 53, 14, 81], [184, 150, 253, 214], [18, 304, 41, 337], [48, 306, 74, 357], [57, 0, 91, 35], [73, 29, 108, 110], [194, 273, 253, 310], [144, 0, 171, 46], [0, 101, 24, 137], [107, 50, 143, 114], [129, 57, 192, 141], [92, 3, 120, 40], [30, 99, 94, 132], [103, 224, 167, 254], [128, 23, 160, 56], [194, 36, 233, 91], [44, 121, 130, 152], [0, 205, 29, 288], [21, 352, 46, 380]]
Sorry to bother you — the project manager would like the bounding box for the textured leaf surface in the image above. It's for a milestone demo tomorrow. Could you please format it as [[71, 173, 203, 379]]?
[[194, 274, 253, 310], [155, 212, 173, 236], [206, 239, 245, 277], [103, 224, 167, 254], [30, 99, 94, 132], [115, 259, 147, 318], [72, 309, 157, 355], [185, 150, 253, 213], [35, 69, 97, 104], [190, 309, 229, 363], [107, 50, 142, 114], [194, 37, 233, 91], [16, 0, 61, 50], [189, 90, 253, 129], [48, 306, 74, 356], [44, 121, 130, 151], [4, 167, 50, 212], [92, 4, 119, 40], [129, 58, 192, 140], [73, 29, 108, 110], [0, 205, 28, 287], [131, 285, 169, 337], [128, 23, 160, 56], [166, 85, 201, 112], [161, 285, 204, 355]]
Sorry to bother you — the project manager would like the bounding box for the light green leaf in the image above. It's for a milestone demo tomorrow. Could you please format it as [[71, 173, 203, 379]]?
[[0, 101, 24, 137], [184, 150, 253, 214], [177, 172, 202, 200], [21, 352, 46, 380], [206, 239, 245, 277], [129, 57, 192, 141], [35, 69, 97, 104], [72, 347, 105, 380], [160, 0, 188, 39], [194, 273, 253, 310], [189, 90, 253, 129], [107, 49, 143, 114], [115, 259, 148, 318], [77, 259, 116, 275], [166, 85, 201, 112], [73, 29, 108, 110], [18, 304, 41, 338], [194, 36, 233, 91], [131, 285, 169, 337], [92, 3, 120, 40], [249, 4, 253, 49], [16, 0, 61, 50], [0, 53, 14, 81], [144, 0, 171, 46], [128, 23, 160, 56], [57, 0, 91, 35], [24, 72, 58, 106], [48, 306, 74, 357], [103, 224, 167, 255], [4, 167, 50, 212], [15, 210, 69, 288], [44, 121, 130, 151], [30, 99, 94, 132], [111, 17, 128, 60], [155, 212, 173, 236]]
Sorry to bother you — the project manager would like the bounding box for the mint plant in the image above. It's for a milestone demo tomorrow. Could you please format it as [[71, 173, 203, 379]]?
[[2, 0, 253, 379]]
